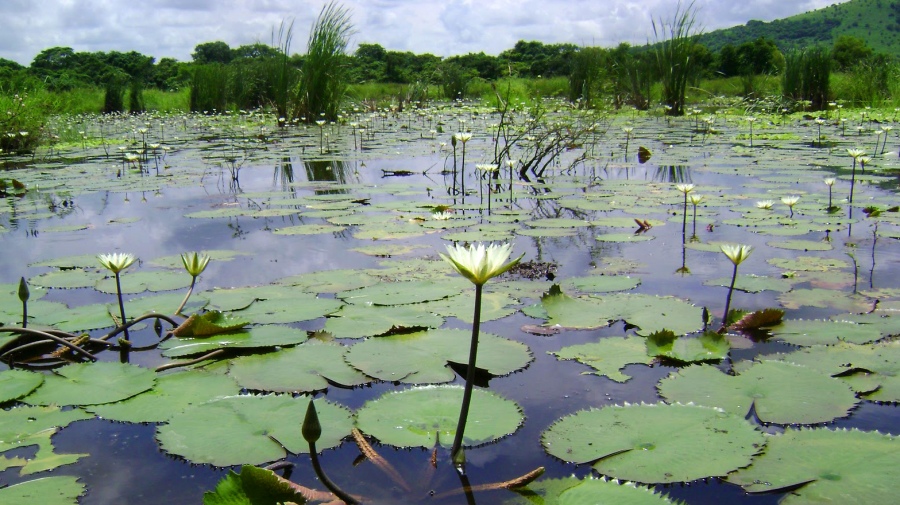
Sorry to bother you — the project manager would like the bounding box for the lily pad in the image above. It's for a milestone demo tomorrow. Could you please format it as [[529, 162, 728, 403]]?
[[157, 395, 352, 466], [552, 336, 653, 382], [542, 402, 764, 483], [203, 465, 309, 505], [657, 361, 859, 424], [344, 329, 532, 384], [422, 290, 520, 323], [159, 324, 309, 357], [728, 428, 899, 505], [768, 256, 848, 271], [337, 279, 465, 306], [88, 370, 241, 423], [506, 476, 683, 505], [24, 362, 156, 406], [323, 303, 444, 338], [94, 270, 192, 294], [0, 369, 44, 403], [645, 330, 730, 363], [227, 340, 372, 392], [564, 275, 641, 293], [354, 385, 522, 448], [703, 274, 792, 293], [765, 319, 883, 346], [0, 405, 92, 455], [0, 476, 85, 505]]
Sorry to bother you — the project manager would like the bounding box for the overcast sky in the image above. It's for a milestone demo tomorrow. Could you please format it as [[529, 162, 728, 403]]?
[[0, 0, 847, 65]]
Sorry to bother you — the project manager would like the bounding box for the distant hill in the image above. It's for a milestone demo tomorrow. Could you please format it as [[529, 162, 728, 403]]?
[[695, 0, 900, 57]]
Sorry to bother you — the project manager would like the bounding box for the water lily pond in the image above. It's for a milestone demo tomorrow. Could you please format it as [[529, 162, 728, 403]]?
[[2, 104, 900, 504]]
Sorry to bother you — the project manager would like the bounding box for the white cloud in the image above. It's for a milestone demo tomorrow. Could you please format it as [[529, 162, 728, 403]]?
[[0, 0, 850, 65]]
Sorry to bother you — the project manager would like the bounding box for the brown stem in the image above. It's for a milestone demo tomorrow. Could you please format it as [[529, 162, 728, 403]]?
[[351, 428, 411, 492], [155, 349, 225, 372], [0, 327, 97, 361]]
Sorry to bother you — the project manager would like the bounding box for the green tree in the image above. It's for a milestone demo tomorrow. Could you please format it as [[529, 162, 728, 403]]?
[[192, 41, 234, 64], [832, 35, 873, 71], [232, 43, 280, 60]]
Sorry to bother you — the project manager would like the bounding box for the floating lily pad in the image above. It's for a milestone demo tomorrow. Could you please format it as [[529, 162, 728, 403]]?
[[157, 396, 352, 466], [203, 465, 308, 505], [323, 303, 444, 338], [727, 428, 899, 504], [159, 324, 309, 357], [552, 336, 653, 382], [338, 279, 465, 306], [24, 362, 156, 407], [0, 476, 85, 505], [761, 340, 900, 402], [768, 256, 848, 271], [542, 403, 764, 483], [88, 370, 241, 423], [0, 369, 44, 403], [272, 223, 345, 235], [646, 330, 730, 363], [0, 429, 88, 476], [767, 239, 833, 251], [344, 329, 532, 384], [29, 269, 104, 289], [172, 311, 249, 337], [506, 476, 684, 505], [422, 290, 520, 323], [596, 233, 655, 242], [276, 269, 380, 293], [766, 319, 883, 346], [564, 275, 641, 293], [95, 270, 192, 294], [703, 274, 792, 293], [227, 340, 371, 392], [778, 289, 874, 312], [355, 385, 522, 448], [658, 361, 859, 424], [233, 292, 343, 324], [0, 405, 91, 455]]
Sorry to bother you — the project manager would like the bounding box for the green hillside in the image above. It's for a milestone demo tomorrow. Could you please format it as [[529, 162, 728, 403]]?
[[696, 0, 900, 57]]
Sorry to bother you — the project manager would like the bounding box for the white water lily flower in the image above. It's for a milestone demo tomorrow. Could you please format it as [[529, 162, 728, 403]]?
[[719, 244, 753, 266], [475, 163, 499, 172], [441, 242, 523, 286], [181, 252, 210, 277], [756, 200, 774, 209], [98, 253, 136, 274], [781, 195, 800, 207], [689, 194, 704, 205], [824, 178, 836, 186], [675, 183, 695, 194], [847, 148, 865, 159], [432, 211, 453, 220], [454, 132, 472, 143]]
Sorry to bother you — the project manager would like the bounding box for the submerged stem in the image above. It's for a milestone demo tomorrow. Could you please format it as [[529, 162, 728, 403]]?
[[114, 272, 130, 342], [451, 283, 483, 468], [721, 263, 739, 331]]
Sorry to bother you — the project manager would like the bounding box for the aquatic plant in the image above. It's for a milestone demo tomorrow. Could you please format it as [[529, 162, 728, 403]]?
[[296, 2, 354, 122], [719, 244, 752, 330], [17, 277, 28, 328], [441, 242, 523, 467], [651, 1, 700, 116], [175, 252, 210, 315], [824, 177, 836, 210], [781, 195, 800, 218], [847, 147, 865, 204], [98, 253, 137, 343], [745, 117, 757, 147]]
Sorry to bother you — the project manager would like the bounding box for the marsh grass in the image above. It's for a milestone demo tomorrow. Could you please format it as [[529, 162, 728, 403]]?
[[143, 89, 189, 113], [652, 1, 701, 116], [782, 46, 831, 111], [190, 64, 229, 112], [103, 78, 126, 114], [128, 80, 145, 114], [569, 47, 605, 107], [297, 2, 354, 121]]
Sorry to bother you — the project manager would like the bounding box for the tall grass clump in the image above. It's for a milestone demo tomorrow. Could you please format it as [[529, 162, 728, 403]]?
[[782, 46, 831, 111], [651, 1, 701, 116], [143, 89, 189, 113], [296, 2, 354, 121], [832, 58, 892, 108], [609, 47, 654, 110], [0, 92, 46, 153], [264, 20, 301, 118], [568, 47, 605, 108], [438, 62, 471, 100], [128, 79, 145, 114], [190, 64, 229, 113], [103, 77, 126, 114]]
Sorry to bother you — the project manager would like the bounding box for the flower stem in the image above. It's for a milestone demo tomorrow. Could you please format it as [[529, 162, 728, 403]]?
[[451, 283, 483, 468], [115, 272, 130, 342], [174, 277, 197, 316], [721, 263, 739, 330]]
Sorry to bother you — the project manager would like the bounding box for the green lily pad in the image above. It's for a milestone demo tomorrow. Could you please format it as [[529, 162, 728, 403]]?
[[728, 428, 899, 505], [0, 476, 85, 505], [227, 340, 372, 392], [276, 269, 380, 293], [767, 239, 833, 251], [760, 340, 900, 402], [422, 290, 520, 323], [778, 289, 875, 312], [768, 256, 849, 271], [88, 370, 241, 423], [542, 403, 764, 483], [0, 369, 44, 403], [355, 385, 522, 448], [272, 223, 345, 235], [506, 476, 683, 505], [159, 324, 309, 357], [323, 303, 444, 338], [766, 319, 884, 346], [157, 395, 352, 466], [29, 269, 104, 289], [552, 336, 653, 382], [24, 362, 156, 406], [645, 330, 730, 363], [658, 361, 859, 424], [234, 293, 343, 325], [203, 465, 308, 505], [338, 279, 465, 306], [564, 275, 641, 293], [344, 329, 532, 384], [596, 233, 655, 242], [0, 405, 92, 455], [703, 274, 792, 293], [95, 270, 192, 294], [172, 311, 250, 337], [1, 429, 88, 476], [149, 249, 249, 269]]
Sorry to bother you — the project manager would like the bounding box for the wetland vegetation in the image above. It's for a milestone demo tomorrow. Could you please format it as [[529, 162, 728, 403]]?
[[3, 1, 900, 504]]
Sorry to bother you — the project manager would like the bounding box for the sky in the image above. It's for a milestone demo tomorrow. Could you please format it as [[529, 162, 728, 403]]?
[[0, 0, 848, 66]]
